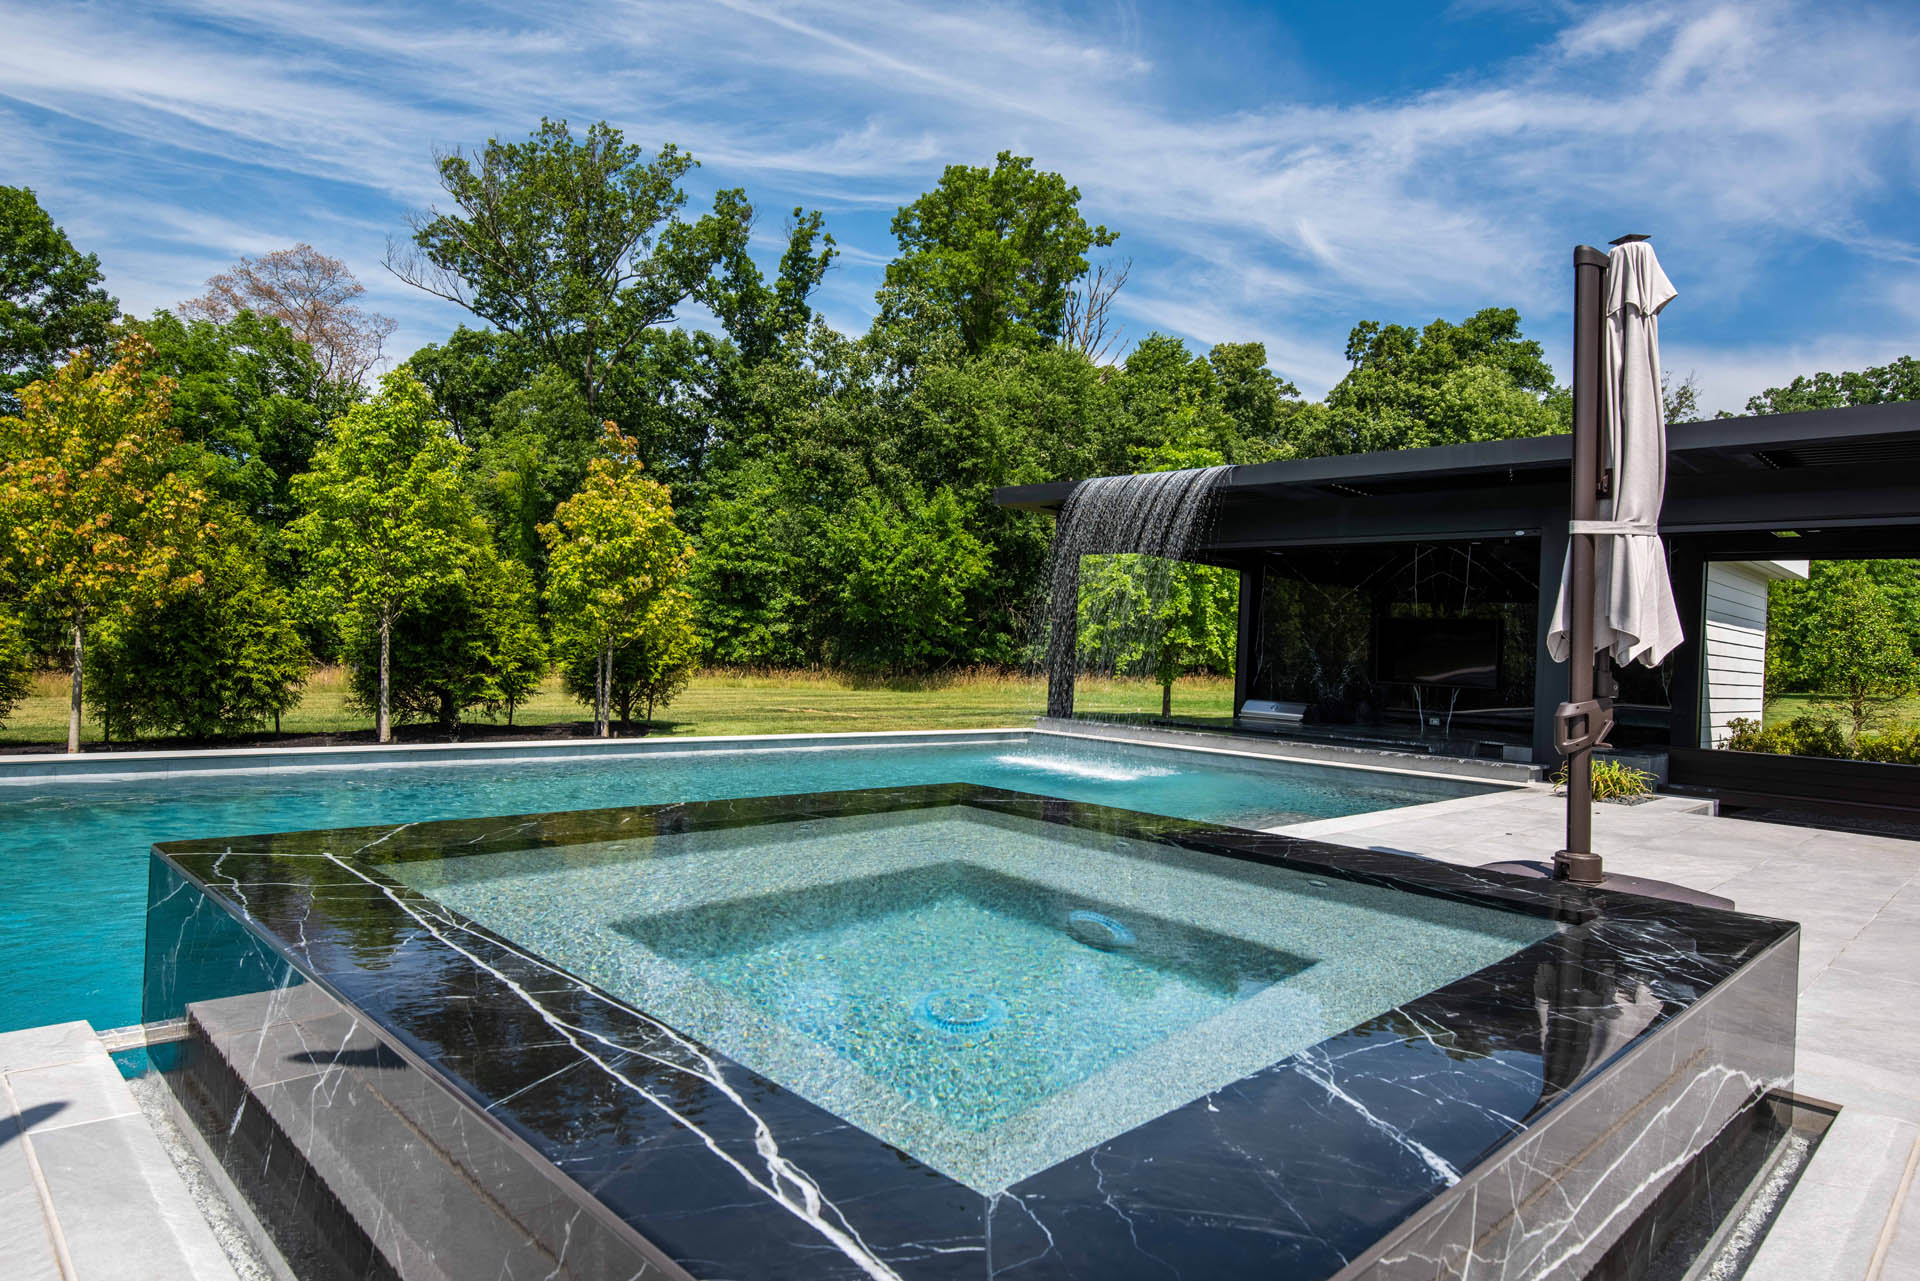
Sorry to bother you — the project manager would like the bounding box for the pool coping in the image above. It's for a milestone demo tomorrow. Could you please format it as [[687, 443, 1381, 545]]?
[[0, 721, 1541, 789], [0, 726, 1035, 784], [143, 783, 1799, 1281]]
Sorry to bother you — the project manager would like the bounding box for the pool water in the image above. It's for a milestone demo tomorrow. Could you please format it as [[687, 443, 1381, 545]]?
[[390, 804, 1551, 1192], [0, 736, 1495, 1035], [623, 861, 1312, 1131]]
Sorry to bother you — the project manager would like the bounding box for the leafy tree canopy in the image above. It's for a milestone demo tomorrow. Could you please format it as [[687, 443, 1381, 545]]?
[[394, 119, 774, 415], [1741, 355, 1920, 415], [86, 533, 308, 741], [886, 152, 1116, 355], [1788, 562, 1920, 743], [131, 308, 358, 529], [0, 187, 119, 411], [181, 244, 395, 386], [1291, 307, 1569, 457]]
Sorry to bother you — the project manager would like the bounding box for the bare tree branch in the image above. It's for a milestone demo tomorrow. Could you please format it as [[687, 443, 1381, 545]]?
[[182, 243, 395, 385], [1062, 257, 1130, 364]]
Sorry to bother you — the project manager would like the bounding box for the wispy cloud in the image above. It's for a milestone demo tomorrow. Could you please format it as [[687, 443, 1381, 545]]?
[[2, 0, 1914, 411]]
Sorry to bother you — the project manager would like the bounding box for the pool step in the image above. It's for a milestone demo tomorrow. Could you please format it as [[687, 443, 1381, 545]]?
[[163, 983, 669, 1281], [0, 1021, 241, 1281]]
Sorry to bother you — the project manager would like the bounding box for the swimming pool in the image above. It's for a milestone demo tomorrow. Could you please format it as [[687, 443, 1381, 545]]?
[[0, 732, 1498, 1034]]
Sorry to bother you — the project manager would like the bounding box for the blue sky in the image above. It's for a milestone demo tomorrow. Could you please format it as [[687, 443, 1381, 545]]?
[[3, 0, 1915, 413]]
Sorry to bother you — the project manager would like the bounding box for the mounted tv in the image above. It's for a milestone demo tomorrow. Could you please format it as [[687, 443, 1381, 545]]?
[[1378, 617, 1502, 689]]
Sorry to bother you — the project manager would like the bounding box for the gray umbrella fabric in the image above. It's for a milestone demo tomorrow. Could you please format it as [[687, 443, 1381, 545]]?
[[1548, 240, 1684, 669]]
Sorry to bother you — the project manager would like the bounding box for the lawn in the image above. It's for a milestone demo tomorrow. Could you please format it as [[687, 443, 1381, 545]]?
[[1763, 692, 1920, 731], [0, 667, 1237, 750]]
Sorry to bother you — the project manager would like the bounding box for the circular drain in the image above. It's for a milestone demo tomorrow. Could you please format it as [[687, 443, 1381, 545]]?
[[1066, 908, 1137, 951], [914, 990, 1007, 1037]]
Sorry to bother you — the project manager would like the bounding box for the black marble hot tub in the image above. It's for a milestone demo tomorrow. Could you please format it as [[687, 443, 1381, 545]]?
[[143, 784, 1797, 1280]]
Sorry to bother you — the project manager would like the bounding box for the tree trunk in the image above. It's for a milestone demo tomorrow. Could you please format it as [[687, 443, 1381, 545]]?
[[68, 620, 83, 754], [377, 610, 392, 744], [1162, 679, 1172, 720], [597, 643, 611, 738]]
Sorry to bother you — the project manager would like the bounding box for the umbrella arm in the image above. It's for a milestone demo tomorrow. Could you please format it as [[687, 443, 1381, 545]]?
[[1554, 697, 1616, 755]]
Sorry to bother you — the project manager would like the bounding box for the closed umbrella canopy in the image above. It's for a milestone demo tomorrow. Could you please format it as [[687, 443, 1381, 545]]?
[[1548, 240, 1684, 669]]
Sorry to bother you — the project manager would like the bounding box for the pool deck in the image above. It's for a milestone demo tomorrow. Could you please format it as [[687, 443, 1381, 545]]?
[[1280, 786, 1920, 1281], [0, 1022, 242, 1280]]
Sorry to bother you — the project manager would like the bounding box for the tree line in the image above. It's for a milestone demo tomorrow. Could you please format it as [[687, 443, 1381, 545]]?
[[1, 120, 1911, 750]]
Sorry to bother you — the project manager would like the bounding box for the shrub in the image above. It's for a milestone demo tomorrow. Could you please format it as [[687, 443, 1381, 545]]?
[[1551, 756, 1655, 801], [1854, 725, 1920, 765], [0, 609, 30, 726], [1722, 713, 1849, 759], [85, 538, 308, 741]]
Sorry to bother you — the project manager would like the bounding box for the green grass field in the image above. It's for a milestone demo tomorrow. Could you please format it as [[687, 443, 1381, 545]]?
[[1763, 692, 1920, 730], [0, 666, 1237, 750]]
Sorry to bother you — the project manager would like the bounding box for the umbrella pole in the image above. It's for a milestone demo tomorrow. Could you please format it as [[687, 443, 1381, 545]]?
[[1555, 244, 1612, 884]]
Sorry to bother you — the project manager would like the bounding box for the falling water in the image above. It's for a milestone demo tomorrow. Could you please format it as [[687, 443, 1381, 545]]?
[[1040, 466, 1233, 717]]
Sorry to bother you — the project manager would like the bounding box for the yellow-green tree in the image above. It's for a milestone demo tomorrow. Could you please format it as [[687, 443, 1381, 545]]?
[[291, 373, 480, 742], [542, 426, 694, 737], [0, 338, 213, 751]]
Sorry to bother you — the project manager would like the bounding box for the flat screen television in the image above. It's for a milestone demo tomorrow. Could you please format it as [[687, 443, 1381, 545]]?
[[1378, 617, 1502, 689]]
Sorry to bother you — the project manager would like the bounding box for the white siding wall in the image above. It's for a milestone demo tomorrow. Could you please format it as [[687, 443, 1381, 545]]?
[[1699, 563, 1774, 746]]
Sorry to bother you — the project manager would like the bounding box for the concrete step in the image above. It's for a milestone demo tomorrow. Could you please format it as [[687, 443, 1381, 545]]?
[[0, 1021, 241, 1281]]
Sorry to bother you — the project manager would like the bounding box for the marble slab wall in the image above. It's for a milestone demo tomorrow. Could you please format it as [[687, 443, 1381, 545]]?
[[144, 857, 678, 1281]]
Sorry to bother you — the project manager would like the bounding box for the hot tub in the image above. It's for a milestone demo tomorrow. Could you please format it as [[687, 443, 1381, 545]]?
[[143, 784, 1797, 1279]]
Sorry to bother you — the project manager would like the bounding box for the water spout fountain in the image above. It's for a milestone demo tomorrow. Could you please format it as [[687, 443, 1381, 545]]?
[[1041, 465, 1233, 718]]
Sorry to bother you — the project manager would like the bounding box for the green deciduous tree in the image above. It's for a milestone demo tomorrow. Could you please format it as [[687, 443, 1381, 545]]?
[[542, 427, 696, 735], [560, 585, 697, 730], [886, 152, 1116, 354], [390, 119, 743, 415], [470, 367, 604, 570], [1290, 308, 1567, 458], [290, 372, 484, 742], [1208, 341, 1304, 462], [1789, 563, 1920, 743], [1743, 355, 1919, 415], [824, 487, 991, 673], [689, 465, 818, 668], [1, 188, 119, 413], [0, 338, 213, 751], [132, 309, 359, 534], [342, 548, 546, 735], [0, 609, 30, 728]]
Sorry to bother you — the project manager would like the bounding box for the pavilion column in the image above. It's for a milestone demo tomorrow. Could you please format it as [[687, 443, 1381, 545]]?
[[1233, 562, 1262, 715]]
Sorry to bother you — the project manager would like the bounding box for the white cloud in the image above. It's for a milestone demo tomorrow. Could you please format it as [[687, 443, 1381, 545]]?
[[1, 0, 1914, 409]]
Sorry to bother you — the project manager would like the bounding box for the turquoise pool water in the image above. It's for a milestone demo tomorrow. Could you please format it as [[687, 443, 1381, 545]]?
[[0, 735, 1495, 1035], [390, 803, 1550, 1191]]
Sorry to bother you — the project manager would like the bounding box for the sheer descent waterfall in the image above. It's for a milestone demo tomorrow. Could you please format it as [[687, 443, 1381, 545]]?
[[1042, 465, 1233, 718]]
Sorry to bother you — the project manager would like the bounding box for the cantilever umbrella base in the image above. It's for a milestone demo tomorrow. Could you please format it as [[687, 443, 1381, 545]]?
[[1480, 860, 1735, 911]]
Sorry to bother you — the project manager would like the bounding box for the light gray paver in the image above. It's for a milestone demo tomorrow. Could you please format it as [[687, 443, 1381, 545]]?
[[1276, 785, 1920, 1281], [0, 1021, 239, 1281]]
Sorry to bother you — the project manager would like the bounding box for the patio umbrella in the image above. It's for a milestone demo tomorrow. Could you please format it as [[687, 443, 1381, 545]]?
[[1548, 239, 1684, 670], [1544, 238, 1682, 886]]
